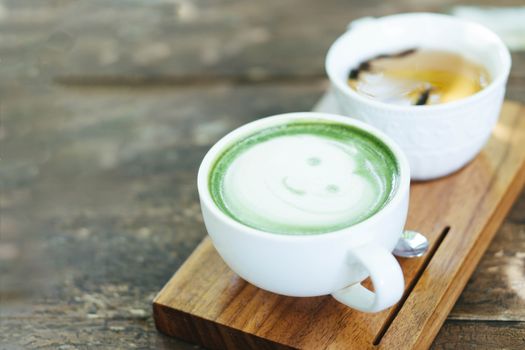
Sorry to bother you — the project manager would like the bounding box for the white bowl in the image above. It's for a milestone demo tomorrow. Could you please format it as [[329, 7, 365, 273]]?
[[198, 112, 411, 312], [326, 13, 511, 180]]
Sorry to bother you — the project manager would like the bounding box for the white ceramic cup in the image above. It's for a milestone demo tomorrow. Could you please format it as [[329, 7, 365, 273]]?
[[326, 13, 511, 180], [197, 112, 410, 312]]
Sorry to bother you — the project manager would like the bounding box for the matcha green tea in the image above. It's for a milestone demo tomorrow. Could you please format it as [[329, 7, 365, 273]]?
[[209, 121, 399, 235]]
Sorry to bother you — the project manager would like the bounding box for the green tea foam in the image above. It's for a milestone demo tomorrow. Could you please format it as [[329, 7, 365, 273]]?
[[209, 121, 399, 235]]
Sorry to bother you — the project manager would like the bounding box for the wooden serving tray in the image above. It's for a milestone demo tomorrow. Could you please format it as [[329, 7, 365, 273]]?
[[153, 96, 525, 350]]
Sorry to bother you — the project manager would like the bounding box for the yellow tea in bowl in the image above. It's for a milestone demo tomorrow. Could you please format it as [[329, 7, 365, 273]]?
[[347, 49, 490, 106]]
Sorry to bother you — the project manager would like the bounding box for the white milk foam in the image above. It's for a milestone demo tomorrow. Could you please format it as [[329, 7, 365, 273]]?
[[221, 135, 383, 232]]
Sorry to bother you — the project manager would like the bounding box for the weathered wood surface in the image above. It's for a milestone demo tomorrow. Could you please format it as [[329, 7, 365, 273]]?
[[0, 84, 325, 349], [3, 0, 525, 84], [449, 222, 525, 321], [1, 0, 525, 349], [432, 321, 525, 350]]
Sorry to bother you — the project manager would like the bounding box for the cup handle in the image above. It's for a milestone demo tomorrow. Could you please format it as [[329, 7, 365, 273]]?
[[331, 245, 404, 312]]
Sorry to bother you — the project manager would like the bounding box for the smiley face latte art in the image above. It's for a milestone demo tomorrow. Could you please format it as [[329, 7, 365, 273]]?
[[209, 122, 399, 235]]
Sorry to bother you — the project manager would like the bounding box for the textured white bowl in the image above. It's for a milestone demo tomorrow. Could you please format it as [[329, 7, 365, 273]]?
[[326, 13, 511, 180]]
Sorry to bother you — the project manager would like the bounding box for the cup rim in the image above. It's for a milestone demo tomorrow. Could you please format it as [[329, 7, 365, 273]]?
[[325, 12, 512, 113], [197, 112, 411, 241]]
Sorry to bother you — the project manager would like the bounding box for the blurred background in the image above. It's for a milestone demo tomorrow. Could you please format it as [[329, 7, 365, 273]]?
[[1, 1, 524, 349]]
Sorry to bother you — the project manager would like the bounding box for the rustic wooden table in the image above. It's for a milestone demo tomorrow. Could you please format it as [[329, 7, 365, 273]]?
[[1, 1, 524, 349]]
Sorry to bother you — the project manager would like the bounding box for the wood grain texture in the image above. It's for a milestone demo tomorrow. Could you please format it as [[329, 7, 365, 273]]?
[[153, 101, 525, 350], [3, 0, 525, 86], [449, 222, 525, 321], [0, 83, 324, 349], [2, 85, 524, 349], [432, 321, 525, 350], [2, 0, 525, 348]]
